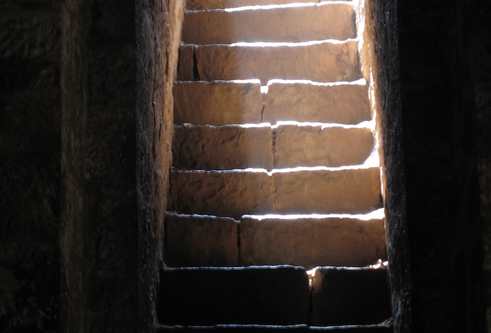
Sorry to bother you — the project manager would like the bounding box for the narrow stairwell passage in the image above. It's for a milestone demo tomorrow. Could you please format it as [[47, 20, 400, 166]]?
[[159, 1, 392, 331]]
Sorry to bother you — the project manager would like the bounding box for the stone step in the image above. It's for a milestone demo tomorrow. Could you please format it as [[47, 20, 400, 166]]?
[[178, 41, 361, 84], [311, 267, 391, 325], [186, 0, 349, 10], [173, 81, 371, 125], [168, 167, 382, 218], [165, 213, 240, 267], [157, 325, 392, 332], [165, 211, 386, 268], [182, 4, 356, 44], [172, 124, 374, 170], [157, 266, 310, 325], [240, 212, 386, 268]]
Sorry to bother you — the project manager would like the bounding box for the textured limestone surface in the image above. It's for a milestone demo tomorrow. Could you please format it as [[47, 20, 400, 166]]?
[[273, 167, 382, 214], [177, 44, 195, 80], [263, 82, 371, 124], [165, 214, 239, 266], [185, 0, 348, 10], [311, 267, 391, 325], [179, 41, 361, 84], [274, 125, 374, 168], [240, 217, 386, 268], [168, 170, 274, 218], [173, 81, 263, 125], [158, 267, 309, 325], [155, 326, 392, 332], [173, 125, 273, 170], [182, 4, 356, 44]]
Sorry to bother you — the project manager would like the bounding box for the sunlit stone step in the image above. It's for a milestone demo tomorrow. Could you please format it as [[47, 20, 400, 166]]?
[[165, 213, 240, 267], [274, 124, 374, 168], [173, 80, 371, 125], [172, 124, 273, 170], [263, 81, 371, 124], [173, 81, 262, 125], [240, 213, 386, 268], [311, 267, 391, 325], [171, 124, 373, 170], [158, 266, 310, 325], [186, 0, 348, 10], [168, 167, 382, 218], [178, 41, 361, 84], [182, 4, 356, 44]]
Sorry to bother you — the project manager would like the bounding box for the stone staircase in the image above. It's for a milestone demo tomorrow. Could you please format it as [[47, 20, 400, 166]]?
[[159, 0, 392, 331]]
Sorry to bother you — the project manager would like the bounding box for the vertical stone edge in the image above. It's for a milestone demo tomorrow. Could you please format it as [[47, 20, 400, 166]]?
[[136, 0, 185, 332]]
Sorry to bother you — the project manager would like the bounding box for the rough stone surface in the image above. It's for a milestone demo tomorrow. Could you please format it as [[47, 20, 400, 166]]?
[[177, 44, 195, 80], [263, 82, 371, 124], [165, 214, 239, 266], [240, 216, 386, 268], [172, 125, 273, 170], [185, 0, 346, 10], [179, 40, 361, 84], [273, 167, 382, 214], [156, 326, 391, 333], [182, 4, 356, 44], [274, 125, 374, 168], [157, 267, 310, 325], [168, 170, 274, 218], [311, 267, 391, 325], [173, 81, 262, 125]]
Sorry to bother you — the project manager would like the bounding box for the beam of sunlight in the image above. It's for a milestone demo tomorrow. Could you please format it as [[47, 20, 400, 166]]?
[[228, 38, 358, 47], [243, 208, 385, 221]]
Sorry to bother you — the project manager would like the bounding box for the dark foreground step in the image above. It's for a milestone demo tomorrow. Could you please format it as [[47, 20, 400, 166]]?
[[173, 80, 371, 126], [178, 41, 361, 84], [158, 324, 391, 332], [172, 124, 374, 170], [157, 266, 390, 326], [168, 167, 382, 218], [182, 4, 356, 44], [158, 266, 310, 325], [164, 212, 386, 268], [186, 0, 348, 10]]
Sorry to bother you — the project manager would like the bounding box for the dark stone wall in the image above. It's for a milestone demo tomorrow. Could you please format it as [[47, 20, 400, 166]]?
[[0, 1, 61, 331]]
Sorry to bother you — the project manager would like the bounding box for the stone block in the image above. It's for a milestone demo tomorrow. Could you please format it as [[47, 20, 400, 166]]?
[[272, 167, 382, 214], [274, 125, 374, 168], [185, 0, 337, 10], [165, 214, 239, 266], [240, 216, 386, 268], [179, 40, 360, 84], [157, 326, 391, 332], [173, 81, 263, 125], [182, 4, 355, 44], [311, 267, 391, 325], [263, 82, 371, 124], [172, 125, 273, 170], [157, 266, 309, 325], [168, 170, 274, 218], [178, 44, 195, 80]]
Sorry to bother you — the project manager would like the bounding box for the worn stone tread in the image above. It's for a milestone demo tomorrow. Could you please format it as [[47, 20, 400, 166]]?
[[263, 81, 371, 124], [165, 214, 239, 267], [157, 325, 391, 332], [173, 125, 273, 170], [240, 215, 386, 268], [311, 267, 391, 325], [178, 40, 361, 84], [273, 167, 382, 214], [274, 125, 374, 168], [186, 0, 351, 10], [168, 169, 274, 218], [182, 4, 356, 44], [173, 81, 263, 125], [158, 266, 310, 325]]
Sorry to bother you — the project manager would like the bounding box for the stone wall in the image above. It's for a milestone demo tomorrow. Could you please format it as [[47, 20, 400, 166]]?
[[0, 1, 61, 331]]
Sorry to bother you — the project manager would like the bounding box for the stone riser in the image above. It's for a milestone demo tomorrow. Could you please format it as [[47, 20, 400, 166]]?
[[172, 124, 374, 170], [165, 214, 386, 268], [158, 326, 392, 332], [178, 41, 361, 84], [157, 266, 390, 326], [167, 167, 382, 218], [173, 81, 371, 126], [182, 4, 356, 44], [186, 0, 351, 10]]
